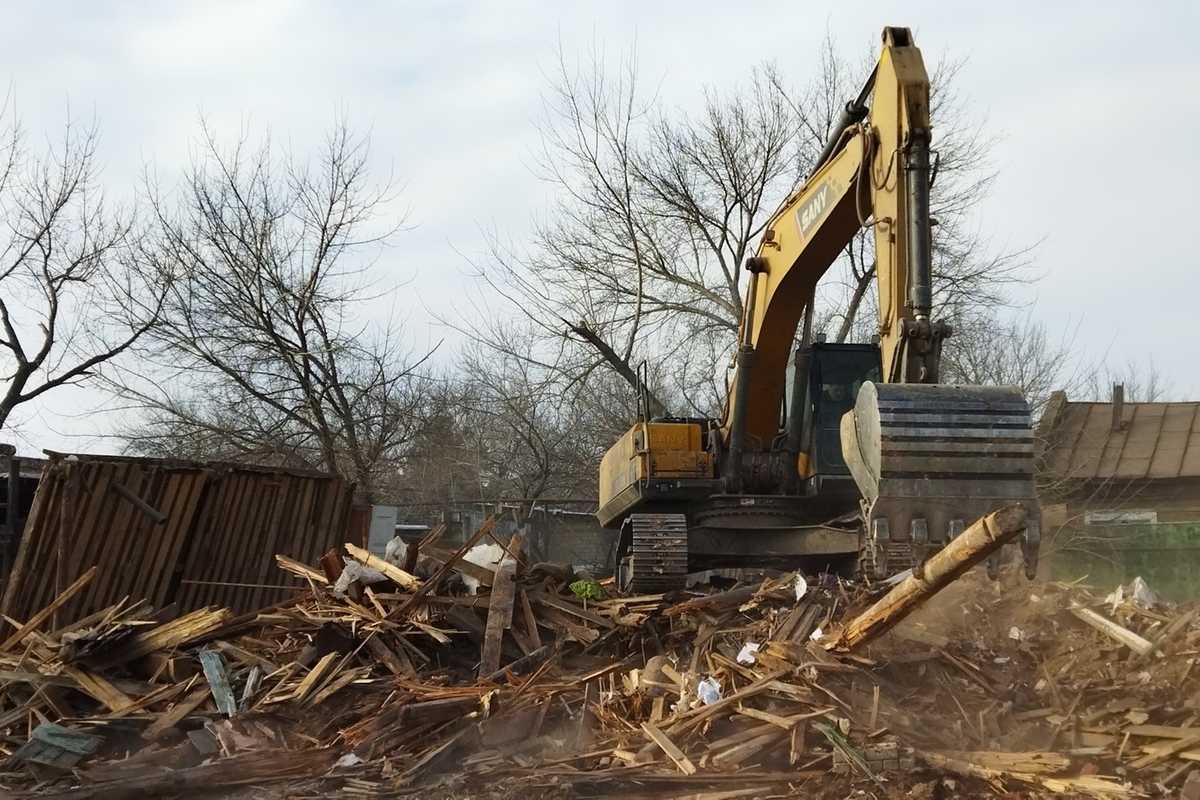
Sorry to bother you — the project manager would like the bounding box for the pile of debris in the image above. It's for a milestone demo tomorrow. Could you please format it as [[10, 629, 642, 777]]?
[[0, 509, 1198, 797]]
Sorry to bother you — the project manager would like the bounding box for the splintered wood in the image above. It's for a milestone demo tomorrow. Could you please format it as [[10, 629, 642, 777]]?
[[3, 506, 1200, 797]]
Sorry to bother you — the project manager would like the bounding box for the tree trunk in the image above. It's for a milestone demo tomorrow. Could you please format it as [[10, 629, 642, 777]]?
[[567, 322, 669, 418]]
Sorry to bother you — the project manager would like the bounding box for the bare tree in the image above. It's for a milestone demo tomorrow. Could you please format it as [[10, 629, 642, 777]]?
[[472, 35, 1034, 423], [939, 311, 1085, 417], [1081, 356, 1170, 402], [0, 105, 164, 431], [118, 117, 430, 501], [448, 322, 637, 507]]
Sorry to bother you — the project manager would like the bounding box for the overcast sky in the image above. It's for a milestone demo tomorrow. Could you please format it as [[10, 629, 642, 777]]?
[[1, 1, 1196, 455]]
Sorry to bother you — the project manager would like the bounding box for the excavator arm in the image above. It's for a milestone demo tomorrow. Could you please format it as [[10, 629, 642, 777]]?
[[722, 26, 939, 452]]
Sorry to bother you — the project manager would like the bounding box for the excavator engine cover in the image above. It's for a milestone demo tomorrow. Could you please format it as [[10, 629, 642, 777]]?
[[841, 382, 1040, 578]]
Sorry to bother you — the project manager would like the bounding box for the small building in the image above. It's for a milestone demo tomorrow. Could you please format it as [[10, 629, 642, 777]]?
[[1036, 387, 1200, 597]]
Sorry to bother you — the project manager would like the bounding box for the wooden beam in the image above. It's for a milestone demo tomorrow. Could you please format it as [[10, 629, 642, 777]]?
[[1070, 607, 1153, 656], [480, 532, 521, 678], [832, 504, 1029, 652], [0, 565, 97, 652], [641, 721, 696, 775], [111, 482, 166, 524], [344, 542, 421, 590]]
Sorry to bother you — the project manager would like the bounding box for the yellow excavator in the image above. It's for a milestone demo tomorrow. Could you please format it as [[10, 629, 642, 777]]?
[[597, 27, 1040, 591]]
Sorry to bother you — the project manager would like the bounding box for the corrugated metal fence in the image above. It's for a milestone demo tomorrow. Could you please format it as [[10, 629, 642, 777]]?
[[0, 455, 354, 628]]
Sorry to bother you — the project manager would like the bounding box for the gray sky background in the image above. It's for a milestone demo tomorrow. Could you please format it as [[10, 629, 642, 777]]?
[[1, 1, 1196, 456]]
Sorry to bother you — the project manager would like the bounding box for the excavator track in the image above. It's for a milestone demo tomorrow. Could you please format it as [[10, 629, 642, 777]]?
[[617, 513, 689, 593], [860, 537, 916, 580]]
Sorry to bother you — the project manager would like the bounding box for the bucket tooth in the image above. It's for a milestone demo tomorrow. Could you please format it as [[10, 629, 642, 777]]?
[[870, 519, 890, 579], [986, 550, 1001, 580], [910, 519, 929, 579], [1022, 520, 1041, 579]]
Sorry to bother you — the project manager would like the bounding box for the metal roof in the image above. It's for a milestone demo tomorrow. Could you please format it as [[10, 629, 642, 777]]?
[[1040, 399, 1200, 481]]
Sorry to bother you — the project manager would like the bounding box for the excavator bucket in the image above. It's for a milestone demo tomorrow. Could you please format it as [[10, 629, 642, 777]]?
[[841, 382, 1040, 579]]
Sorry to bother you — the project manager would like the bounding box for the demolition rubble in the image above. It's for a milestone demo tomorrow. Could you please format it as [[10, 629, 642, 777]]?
[[0, 507, 1198, 797]]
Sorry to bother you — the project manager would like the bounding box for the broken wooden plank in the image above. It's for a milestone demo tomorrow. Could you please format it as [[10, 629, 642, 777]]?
[[0, 566, 98, 652], [712, 728, 785, 768], [641, 721, 696, 775], [344, 543, 421, 590], [306, 665, 366, 708], [86, 607, 233, 671], [290, 652, 339, 705], [577, 681, 599, 750], [1070, 607, 1154, 656], [832, 505, 1029, 651], [213, 641, 278, 674], [392, 515, 499, 617], [736, 705, 800, 730], [142, 682, 210, 740], [531, 591, 616, 629], [403, 696, 481, 727], [48, 746, 339, 799], [1124, 724, 1200, 740], [275, 554, 329, 586], [663, 584, 759, 618], [487, 645, 552, 683], [64, 667, 137, 714], [198, 650, 236, 716], [929, 750, 1070, 774], [518, 588, 542, 649], [480, 533, 521, 678], [239, 666, 262, 712], [362, 632, 416, 678], [1129, 733, 1200, 770]]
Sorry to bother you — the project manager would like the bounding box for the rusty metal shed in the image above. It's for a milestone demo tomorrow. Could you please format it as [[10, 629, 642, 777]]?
[[0, 453, 355, 628], [1037, 390, 1200, 522]]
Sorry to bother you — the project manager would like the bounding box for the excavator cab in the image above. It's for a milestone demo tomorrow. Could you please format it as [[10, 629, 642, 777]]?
[[790, 343, 882, 492]]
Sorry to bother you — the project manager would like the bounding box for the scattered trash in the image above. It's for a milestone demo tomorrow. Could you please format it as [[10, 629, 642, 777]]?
[[696, 676, 722, 705], [1008, 626, 1024, 641], [736, 640, 761, 665], [569, 578, 605, 600], [809, 626, 823, 641], [384, 536, 408, 567], [333, 753, 365, 769], [461, 542, 508, 593], [794, 574, 808, 602], [1106, 576, 1164, 611], [332, 561, 388, 595]]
